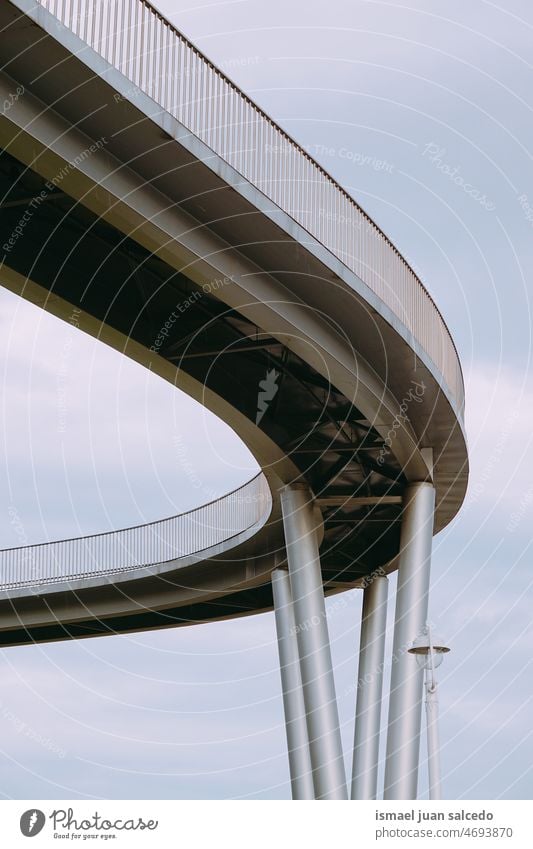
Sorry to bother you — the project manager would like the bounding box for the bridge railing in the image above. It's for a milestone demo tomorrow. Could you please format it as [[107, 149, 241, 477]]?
[[38, 0, 464, 411], [0, 473, 270, 590]]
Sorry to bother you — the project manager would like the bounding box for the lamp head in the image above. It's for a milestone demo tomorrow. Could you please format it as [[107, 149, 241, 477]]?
[[408, 631, 450, 670]]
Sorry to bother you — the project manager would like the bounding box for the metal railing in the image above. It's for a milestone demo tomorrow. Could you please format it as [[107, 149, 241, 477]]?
[[37, 0, 464, 411], [0, 473, 270, 590]]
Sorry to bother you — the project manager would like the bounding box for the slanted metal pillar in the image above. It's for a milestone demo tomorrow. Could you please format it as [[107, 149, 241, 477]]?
[[280, 484, 347, 800], [384, 481, 435, 799], [271, 568, 315, 799], [351, 574, 388, 799]]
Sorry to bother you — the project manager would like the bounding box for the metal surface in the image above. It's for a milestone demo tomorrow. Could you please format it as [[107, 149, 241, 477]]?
[[425, 680, 442, 800], [0, 473, 270, 590], [36, 0, 464, 411], [0, 2, 469, 540], [271, 568, 315, 800], [280, 484, 347, 800], [424, 624, 444, 801], [351, 574, 388, 800], [383, 482, 435, 800]]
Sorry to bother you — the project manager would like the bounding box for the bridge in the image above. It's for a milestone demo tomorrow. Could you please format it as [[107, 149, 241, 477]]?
[[0, 0, 468, 801]]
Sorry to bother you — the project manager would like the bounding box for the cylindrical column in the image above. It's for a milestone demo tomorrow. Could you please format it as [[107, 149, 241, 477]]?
[[426, 682, 442, 800], [384, 481, 435, 800], [280, 484, 347, 800], [271, 568, 315, 800], [351, 575, 388, 799]]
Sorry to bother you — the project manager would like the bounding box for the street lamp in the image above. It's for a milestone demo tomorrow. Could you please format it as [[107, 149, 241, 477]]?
[[408, 623, 450, 800]]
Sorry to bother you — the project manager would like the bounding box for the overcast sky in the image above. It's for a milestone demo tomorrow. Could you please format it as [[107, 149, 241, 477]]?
[[0, 0, 532, 800]]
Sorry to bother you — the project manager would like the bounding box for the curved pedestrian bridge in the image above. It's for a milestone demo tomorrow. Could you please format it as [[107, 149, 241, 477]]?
[[0, 0, 469, 801], [0, 474, 271, 592], [0, 0, 467, 645]]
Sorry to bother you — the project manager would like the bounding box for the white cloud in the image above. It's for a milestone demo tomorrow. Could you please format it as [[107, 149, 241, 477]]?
[[462, 360, 533, 517]]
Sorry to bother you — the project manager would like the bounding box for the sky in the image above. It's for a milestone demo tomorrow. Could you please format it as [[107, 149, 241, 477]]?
[[0, 0, 532, 800]]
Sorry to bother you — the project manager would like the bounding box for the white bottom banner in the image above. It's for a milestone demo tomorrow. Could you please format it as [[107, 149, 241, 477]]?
[[0, 800, 529, 848]]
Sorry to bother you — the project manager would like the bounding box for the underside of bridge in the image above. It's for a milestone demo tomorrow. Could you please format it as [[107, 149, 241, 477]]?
[[0, 0, 467, 655], [0, 147, 404, 595]]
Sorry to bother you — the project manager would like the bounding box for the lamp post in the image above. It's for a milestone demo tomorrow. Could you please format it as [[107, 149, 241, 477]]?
[[408, 623, 450, 800]]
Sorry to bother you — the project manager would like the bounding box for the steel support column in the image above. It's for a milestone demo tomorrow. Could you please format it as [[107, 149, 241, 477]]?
[[384, 481, 435, 800], [280, 484, 347, 800], [351, 574, 388, 799], [271, 568, 315, 799]]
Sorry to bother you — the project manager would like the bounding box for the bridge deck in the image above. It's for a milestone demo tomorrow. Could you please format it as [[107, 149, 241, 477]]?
[[0, 0, 468, 645]]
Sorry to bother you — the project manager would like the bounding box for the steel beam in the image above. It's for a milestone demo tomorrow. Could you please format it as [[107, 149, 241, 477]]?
[[316, 496, 402, 508]]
